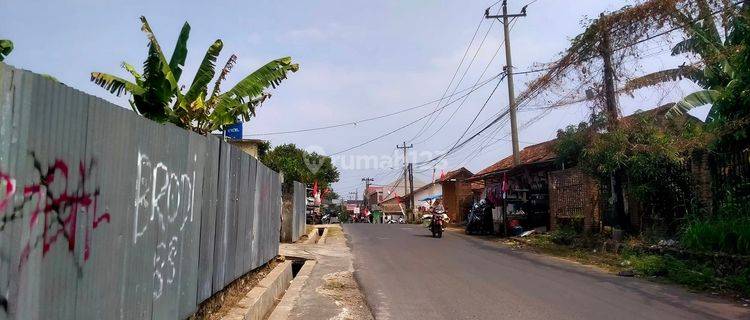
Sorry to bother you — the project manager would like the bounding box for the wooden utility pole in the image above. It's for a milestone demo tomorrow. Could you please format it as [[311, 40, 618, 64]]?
[[598, 14, 627, 231], [486, 1, 527, 166]]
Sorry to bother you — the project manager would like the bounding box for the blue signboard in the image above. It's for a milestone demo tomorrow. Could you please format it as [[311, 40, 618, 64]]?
[[224, 122, 243, 140]]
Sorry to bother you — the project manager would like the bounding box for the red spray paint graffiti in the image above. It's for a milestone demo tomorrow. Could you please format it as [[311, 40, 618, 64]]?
[[0, 171, 15, 213], [0, 154, 110, 271]]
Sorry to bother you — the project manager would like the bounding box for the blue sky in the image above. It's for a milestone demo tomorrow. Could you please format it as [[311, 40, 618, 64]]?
[[1, 0, 707, 197]]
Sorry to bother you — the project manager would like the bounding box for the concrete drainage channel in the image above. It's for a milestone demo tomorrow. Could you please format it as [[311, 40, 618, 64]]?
[[222, 227, 328, 319]]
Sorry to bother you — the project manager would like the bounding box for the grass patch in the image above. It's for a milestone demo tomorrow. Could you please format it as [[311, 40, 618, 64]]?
[[623, 252, 750, 295], [521, 234, 624, 272], [519, 234, 750, 298], [681, 216, 750, 256]]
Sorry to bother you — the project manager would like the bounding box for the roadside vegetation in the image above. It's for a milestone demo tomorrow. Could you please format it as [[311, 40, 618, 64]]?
[[527, 0, 750, 300], [90, 16, 299, 135], [261, 143, 340, 193]]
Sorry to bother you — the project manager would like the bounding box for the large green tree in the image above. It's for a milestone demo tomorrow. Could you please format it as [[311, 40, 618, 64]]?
[[261, 144, 340, 193], [91, 16, 299, 134]]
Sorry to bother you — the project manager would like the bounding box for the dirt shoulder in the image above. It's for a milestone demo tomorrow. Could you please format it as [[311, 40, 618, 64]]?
[[281, 224, 374, 320]]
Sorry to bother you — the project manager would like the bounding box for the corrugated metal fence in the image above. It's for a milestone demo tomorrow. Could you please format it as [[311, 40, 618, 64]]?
[[293, 182, 307, 241], [0, 63, 282, 319], [281, 181, 306, 243]]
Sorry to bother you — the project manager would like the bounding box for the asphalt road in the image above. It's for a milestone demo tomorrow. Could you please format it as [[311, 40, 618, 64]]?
[[345, 224, 750, 320]]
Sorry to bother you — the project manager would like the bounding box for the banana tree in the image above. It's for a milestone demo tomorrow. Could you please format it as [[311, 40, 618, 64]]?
[[625, 0, 747, 125], [91, 16, 299, 135], [0, 40, 13, 61]]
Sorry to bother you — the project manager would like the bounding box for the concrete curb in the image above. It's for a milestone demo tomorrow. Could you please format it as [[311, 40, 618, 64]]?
[[266, 260, 317, 320], [223, 261, 294, 320], [304, 228, 319, 244], [316, 227, 329, 245]]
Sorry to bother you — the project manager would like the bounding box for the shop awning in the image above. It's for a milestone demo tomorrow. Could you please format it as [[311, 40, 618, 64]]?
[[419, 194, 442, 202]]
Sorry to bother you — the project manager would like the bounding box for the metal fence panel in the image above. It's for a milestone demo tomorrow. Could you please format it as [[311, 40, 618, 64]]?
[[196, 138, 219, 302], [0, 63, 283, 320]]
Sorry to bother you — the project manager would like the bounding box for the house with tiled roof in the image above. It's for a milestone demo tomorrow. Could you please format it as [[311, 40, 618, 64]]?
[[466, 104, 702, 235], [436, 168, 476, 222]]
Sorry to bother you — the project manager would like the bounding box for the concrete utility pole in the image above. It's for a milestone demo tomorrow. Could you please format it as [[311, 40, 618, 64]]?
[[397, 142, 413, 220], [408, 163, 415, 211], [486, 1, 527, 166], [349, 191, 358, 201], [396, 142, 413, 204], [598, 13, 627, 231]]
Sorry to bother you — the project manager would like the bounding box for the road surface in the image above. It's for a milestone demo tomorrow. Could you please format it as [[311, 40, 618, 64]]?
[[345, 224, 749, 320]]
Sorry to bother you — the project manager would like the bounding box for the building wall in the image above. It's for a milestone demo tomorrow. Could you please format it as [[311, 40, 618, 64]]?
[[443, 181, 479, 223], [228, 140, 260, 158]]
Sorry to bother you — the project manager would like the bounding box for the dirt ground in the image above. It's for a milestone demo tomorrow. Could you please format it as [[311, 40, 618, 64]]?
[[317, 270, 374, 320]]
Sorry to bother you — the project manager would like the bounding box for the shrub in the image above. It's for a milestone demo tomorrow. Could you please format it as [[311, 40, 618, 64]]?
[[550, 228, 577, 245], [628, 254, 716, 290], [630, 254, 668, 276], [681, 197, 750, 255]]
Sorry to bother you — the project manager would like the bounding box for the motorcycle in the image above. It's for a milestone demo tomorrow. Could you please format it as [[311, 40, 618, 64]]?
[[426, 209, 446, 238], [321, 213, 331, 224], [465, 200, 493, 235]]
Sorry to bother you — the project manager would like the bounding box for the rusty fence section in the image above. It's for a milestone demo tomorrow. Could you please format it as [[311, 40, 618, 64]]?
[[548, 168, 601, 232], [0, 63, 281, 319]]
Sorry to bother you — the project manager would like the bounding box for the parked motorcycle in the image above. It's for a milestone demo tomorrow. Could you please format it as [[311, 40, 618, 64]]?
[[321, 213, 331, 224], [465, 200, 493, 235]]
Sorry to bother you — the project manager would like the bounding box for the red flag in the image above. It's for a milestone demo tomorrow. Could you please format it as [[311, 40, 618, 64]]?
[[439, 170, 446, 181], [312, 181, 319, 196]]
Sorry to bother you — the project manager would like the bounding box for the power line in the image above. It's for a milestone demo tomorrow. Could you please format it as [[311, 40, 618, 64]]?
[[407, 15, 488, 142], [243, 73, 503, 137], [417, 74, 506, 167], [410, 12, 501, 143], [413, 17, 515, 145], [327, 72, 506, 156]]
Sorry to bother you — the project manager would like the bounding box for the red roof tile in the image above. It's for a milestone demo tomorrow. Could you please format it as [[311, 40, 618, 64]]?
[[474, 139, 558, 177]]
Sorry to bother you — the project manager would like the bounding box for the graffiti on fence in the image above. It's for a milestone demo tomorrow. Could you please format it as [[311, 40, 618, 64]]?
[[0, 171, 15, 213], [0, 153, 111, 272], [133, 151, 196, 298]]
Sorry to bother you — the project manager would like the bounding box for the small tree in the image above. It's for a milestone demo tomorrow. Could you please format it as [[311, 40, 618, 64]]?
[[261, 144, 340, 193], [91, 16, 299, 134]]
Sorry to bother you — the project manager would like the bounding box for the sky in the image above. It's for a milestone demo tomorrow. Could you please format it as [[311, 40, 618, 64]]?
[[0, 0, 709, 199]]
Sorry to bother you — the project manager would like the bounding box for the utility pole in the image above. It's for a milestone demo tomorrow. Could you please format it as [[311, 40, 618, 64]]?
[[349, 191, 358, 201], [408, 164, 415, 212], [361, 177, 374, 209], [598, 13, 627, 231], [396, 142, 413, 219], [486, 1, 527, 166]]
